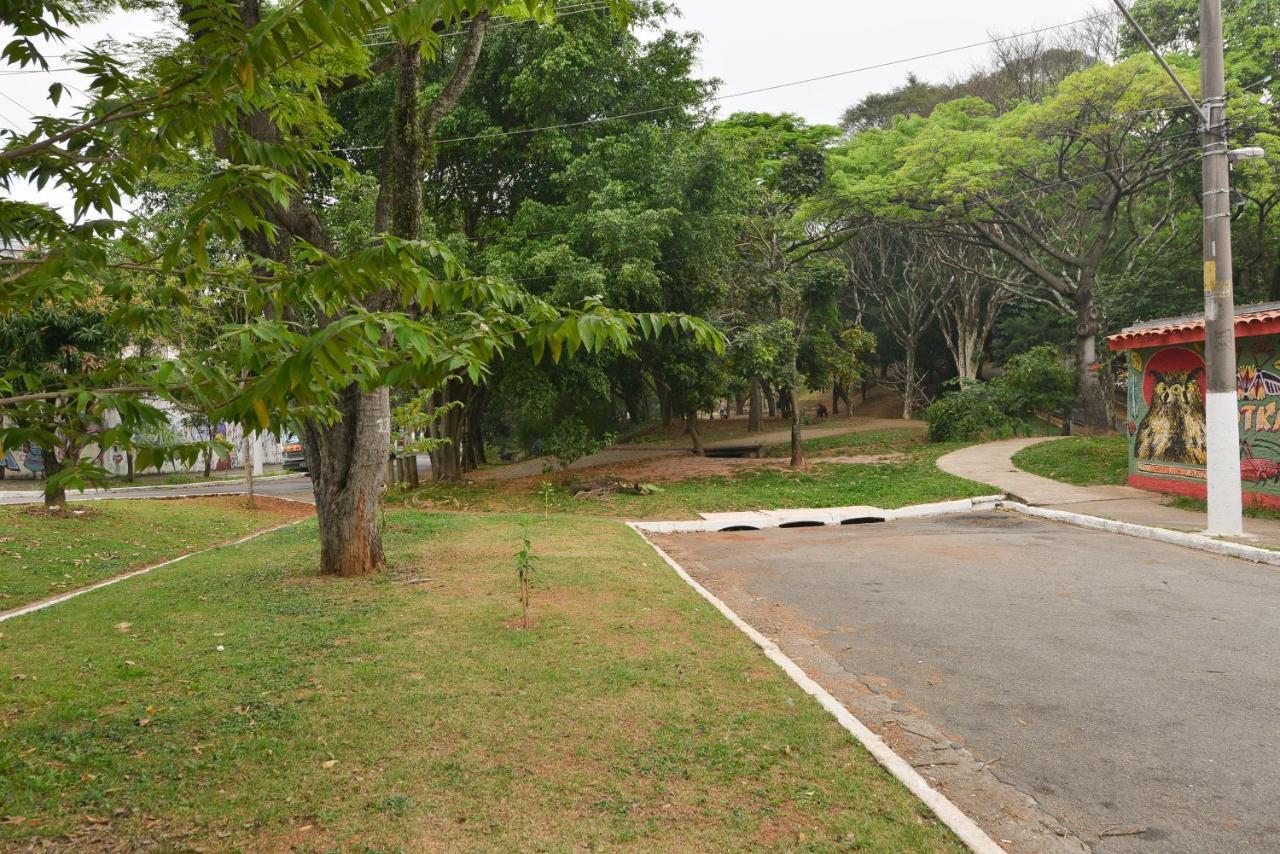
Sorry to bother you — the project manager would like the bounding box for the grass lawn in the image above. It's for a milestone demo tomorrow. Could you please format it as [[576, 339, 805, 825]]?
[[0, 511, 963, 851], [0, 497, 310, 610], [411, 436, 993, 519], [1011, 435, 1130, 487]]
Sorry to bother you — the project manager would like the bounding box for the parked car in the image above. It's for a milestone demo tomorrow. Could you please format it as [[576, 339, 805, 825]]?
[[281, 435, 308, 473]]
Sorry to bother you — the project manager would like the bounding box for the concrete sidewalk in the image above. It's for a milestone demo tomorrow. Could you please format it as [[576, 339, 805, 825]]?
[[937, 436, 1280, 549]]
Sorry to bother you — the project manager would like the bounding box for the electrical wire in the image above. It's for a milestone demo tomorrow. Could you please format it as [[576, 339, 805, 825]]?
[[336, 8, 1127, 153], [489, 140, 1206, 287]]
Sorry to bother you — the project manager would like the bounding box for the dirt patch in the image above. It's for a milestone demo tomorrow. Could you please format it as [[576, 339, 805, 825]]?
[[488, 451, 902, 491], [197, 494, 315, 521], [19, 503, 103, 519]]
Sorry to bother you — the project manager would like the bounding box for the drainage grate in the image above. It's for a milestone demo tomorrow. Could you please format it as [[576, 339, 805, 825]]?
[[840, 516, 886, 525]]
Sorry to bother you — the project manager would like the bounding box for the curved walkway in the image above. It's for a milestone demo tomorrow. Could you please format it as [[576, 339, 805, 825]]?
[[938, 436, 1280, 548]]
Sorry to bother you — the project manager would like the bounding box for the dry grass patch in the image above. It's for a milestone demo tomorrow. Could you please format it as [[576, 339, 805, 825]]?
[[1, 511, 961, 852]]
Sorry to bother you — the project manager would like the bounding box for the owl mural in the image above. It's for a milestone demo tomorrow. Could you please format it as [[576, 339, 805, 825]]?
[[1134, 369, 1207, 465]]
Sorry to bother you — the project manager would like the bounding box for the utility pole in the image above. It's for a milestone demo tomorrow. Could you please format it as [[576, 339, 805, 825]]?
[[1198, 0, 1243, 536], [1114, 0, 1251, 536]]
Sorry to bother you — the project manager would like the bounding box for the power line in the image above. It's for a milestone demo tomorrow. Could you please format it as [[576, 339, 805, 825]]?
[[489, 140, 1204, 288], [0, 89, 35, 116], [336, 8, 1125, 153], [368, 120, 1206, 236]]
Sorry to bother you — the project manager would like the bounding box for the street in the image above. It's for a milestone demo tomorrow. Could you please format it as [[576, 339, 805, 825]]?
[[653, 512, 1280, 852]]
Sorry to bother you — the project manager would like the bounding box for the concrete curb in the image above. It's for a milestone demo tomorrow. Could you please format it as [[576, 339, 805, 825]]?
[[0, 516, 311, 624], [627, 521, 1006, 854], [637, 495, 1005, 534], [0, 475, 307, 505], [998, 500, 1280, 566]]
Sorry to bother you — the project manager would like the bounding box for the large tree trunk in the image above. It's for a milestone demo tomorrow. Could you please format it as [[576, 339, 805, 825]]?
[[788, 387, 805, 469], [42, 446, 66, 509], [748, 378, 764, 433], [304, 386, 390, 576], [1074, 285, 1108, 431], [764, 381, 777, 418], [428, 383, 466, 482], [687, 411, 704, 456], [463, 385, 487, 472], [902, 346, 918, 420]]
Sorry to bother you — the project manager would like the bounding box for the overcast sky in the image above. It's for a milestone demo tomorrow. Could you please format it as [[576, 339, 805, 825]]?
[[671, 0, 1103, 125], [3, 0, 1104, 213]]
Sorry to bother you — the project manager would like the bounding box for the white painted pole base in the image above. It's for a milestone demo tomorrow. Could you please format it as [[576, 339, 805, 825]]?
[[1205, 391, 1244, 537]]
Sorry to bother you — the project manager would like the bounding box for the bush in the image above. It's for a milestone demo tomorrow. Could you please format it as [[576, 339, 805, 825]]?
[[542, 419, 615, 472], [926, 346, 1075, 442]]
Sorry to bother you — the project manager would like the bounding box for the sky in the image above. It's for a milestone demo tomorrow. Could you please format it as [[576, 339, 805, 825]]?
[[669, 0, 1103, 126], [2, 0, 1105, 214]]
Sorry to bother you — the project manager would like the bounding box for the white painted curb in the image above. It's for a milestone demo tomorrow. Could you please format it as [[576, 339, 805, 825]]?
[[0, 516, 311, 623], [0, 475, 308, 506], [998, 500, 1280, 566], [637, 495, 1004, 534], [628, 523, 1006, 854]]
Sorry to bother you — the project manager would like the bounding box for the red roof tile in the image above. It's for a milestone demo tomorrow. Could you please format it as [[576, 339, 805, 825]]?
[[1107, 307, 1280, 350]]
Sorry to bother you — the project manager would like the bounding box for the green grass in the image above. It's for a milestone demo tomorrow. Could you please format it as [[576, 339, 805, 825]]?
[[0, 497, 305, 609], [1011, 435, 1130, 487], [0, 511, 962, 851], [409, 439, 993, 519]]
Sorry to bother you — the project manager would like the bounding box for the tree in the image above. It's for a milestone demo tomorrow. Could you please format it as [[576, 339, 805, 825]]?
[[717, 113, 843, 466], [827, 56, 1200, 428], [841, 224, 944, 418], [1, 0, 720, 574]]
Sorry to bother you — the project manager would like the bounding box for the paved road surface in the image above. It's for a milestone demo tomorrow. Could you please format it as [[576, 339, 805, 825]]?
[[0, 474, 319, 505], [937, 437, 1280, 549], [655, 512, 1280, 852]]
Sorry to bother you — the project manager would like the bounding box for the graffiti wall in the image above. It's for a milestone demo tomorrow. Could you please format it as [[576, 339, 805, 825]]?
[[1124, 336, 1280, 507]]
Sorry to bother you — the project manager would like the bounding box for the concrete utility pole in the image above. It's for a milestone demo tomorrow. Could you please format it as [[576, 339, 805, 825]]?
[[1198, 0, 1244, 536], [1113, 0, 1251, 535]]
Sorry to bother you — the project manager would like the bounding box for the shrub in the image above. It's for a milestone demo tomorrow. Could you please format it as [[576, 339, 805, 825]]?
[[543, 419, 615, 472], [925, 381, 1019, 442], [926, 346, 1075, 442]]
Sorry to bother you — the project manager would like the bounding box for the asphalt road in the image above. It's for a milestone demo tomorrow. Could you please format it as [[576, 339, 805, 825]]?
[[0, 474, 319, 505], [654, 512, 1280, 852]]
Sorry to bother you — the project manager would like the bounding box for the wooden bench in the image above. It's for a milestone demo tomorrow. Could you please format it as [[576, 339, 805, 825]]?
[[702, 444, 764, 459]]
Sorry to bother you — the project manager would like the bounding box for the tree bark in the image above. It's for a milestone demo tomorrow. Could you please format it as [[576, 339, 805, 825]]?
[[687, 411, 704, 456], [1073, 285, 1108, 431], [304, 386, 390, 576], [428, 383, 466, 482], [902, 345, 918, 420], [764, 381, 777, 418], [788, 387, 805, 469], [42, 446, 66, 509], [748, 378, 764, 433]]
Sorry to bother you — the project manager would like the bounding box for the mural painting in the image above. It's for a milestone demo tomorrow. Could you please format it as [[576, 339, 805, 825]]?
[[1126, 347, 1209, 482], [1123, 336, 1280, 505]]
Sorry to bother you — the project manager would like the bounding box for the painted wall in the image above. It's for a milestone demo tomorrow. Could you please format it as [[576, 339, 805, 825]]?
[[1123, 336, 1280, 508]]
